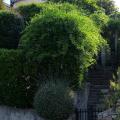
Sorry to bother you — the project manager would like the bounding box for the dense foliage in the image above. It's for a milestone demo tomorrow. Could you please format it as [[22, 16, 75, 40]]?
[[0, 49, 37, 108], [0, 11, 23, 49], [47, 0, 118, 15], [0, 1, 119, 115], [90, 11, 109, 30], [17, 3, 78, 23], [103, 14, 120, 65], [0, 0, 4, 9], [17, 4, 43, 23], [47, 0, 101, 14], [77, 0, 100, 14], [34, 81, 74, 120], [104, 68, 120, 108], [97, 0, 117, 15], [0, 0, 2, 9], [20, 9, 104, 88]]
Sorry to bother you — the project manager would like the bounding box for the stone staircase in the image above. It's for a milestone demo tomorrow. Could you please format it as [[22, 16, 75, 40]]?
[[87, 67, 114, 109]]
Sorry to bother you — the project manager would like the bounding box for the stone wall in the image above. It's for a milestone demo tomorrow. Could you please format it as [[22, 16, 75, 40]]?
[[98, 109, 115, 120], [0, 106, 42, 120], [75, 83, 90, 109], [0, 106, 75, 120]]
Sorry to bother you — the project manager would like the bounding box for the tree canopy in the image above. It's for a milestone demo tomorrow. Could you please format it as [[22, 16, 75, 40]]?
[[97, 0, 117, 15]]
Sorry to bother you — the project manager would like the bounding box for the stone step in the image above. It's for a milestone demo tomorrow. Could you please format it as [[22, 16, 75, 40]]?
[[90, 85, 109, 89], [89, 83, 109, 85], [88, 71, 113, 75], [88, 101, 97, 104], [92, 84, 109, 87], [91, 78, 110, 80], [88, 72, 113, 76], [88, 76, 112, 79], [88, 79, 109, 81], [100, 89, 109, 94], [88, 72, 113, 75], [88, 80, 111, 83], [88, 99, 103, 104]]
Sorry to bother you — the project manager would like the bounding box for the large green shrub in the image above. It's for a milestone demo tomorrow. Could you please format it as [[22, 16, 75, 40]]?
[[34, 81, 74, 120], [20, 9, 104, 88], [0, 49, 37, 108], [0, 11, 23, 49]]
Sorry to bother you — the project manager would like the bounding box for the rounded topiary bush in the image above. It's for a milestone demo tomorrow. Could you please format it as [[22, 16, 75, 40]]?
[[34, 81, 74, 120], [0, 49, 25, 107], [0, 11, 23, 49], [20, 9, 103, 88]]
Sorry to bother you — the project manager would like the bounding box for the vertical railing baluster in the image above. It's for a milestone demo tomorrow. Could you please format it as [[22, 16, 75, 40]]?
[[75, 108, 78, 120], [75, 107, 104, 120], [80, 109, 81, 120]]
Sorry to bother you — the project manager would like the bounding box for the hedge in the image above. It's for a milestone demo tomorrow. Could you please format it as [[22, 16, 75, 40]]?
[[0, 11, 23, 49], [0, 49, 37, 108]]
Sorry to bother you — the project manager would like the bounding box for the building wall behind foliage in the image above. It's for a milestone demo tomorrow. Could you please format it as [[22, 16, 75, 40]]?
[[13, 0, 44, 7]]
